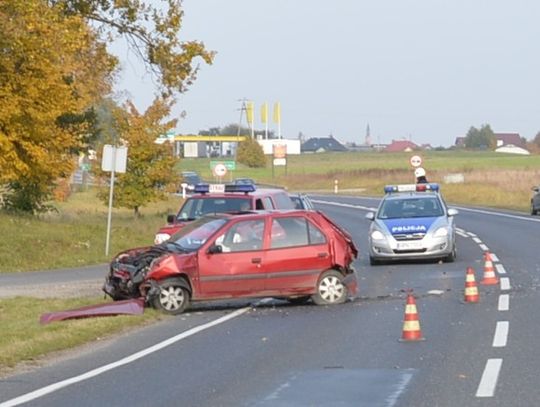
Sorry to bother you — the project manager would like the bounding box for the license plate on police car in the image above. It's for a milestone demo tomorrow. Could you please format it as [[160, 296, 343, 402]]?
[[396, 241, 423, 250]]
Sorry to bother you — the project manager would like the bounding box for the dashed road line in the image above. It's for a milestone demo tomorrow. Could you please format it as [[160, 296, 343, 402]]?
[[476, 359, 503, 397], [490, 253, 499, 262], [492, 321, 509, 347], [498, 295, 509, 311], [495, 264, 506, 275], [472, 237, 482, 244], [500, 277, 511, 291], [479, 244, 489, 252]]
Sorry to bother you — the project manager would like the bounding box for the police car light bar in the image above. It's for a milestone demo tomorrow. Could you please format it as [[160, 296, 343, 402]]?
[[384, 183, 439, 193], [193, 183, 210, 194], [193, 183, 256, 194], [224, 184, 256, 193]]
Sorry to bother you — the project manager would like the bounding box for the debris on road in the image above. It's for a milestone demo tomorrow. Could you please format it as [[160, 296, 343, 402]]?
[[40, 298, 145, 324]]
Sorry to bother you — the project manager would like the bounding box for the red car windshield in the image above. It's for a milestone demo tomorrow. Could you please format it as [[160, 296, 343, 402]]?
[[177, 197, 252, 221], [166, 217, 227, 251]]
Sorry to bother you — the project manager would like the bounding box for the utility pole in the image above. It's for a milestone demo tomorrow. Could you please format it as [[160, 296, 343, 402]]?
[[235, 98, 249, 159]]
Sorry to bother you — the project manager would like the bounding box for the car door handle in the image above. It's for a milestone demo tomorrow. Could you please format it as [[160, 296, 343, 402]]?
[[251, 258, 262, 264], [318, 252, 328, 258]]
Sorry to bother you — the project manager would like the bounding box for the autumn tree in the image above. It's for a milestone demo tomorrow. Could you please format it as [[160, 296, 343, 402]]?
[[0, 0, 116, 212], [96, 99, 179, 216], [0, 0, 214, 213], [237, 136, 266, 168], [53, 0, 215, 97]]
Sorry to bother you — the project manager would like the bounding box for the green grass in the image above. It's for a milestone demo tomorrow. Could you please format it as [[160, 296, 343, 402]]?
[[0, 296, 165, 374], [0, 191, 183, 272]]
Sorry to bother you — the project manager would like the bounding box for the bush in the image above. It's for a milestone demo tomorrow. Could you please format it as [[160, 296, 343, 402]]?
[[237, 137, 266, 168]]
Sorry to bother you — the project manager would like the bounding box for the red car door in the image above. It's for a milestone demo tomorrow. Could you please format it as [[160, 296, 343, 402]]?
[[197, 218, 267, 298], [264, 215, 332, 294]]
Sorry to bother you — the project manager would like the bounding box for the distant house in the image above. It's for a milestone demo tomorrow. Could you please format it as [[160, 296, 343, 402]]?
[[384, 140, 418, 152], [301, 136, 348, 153], [454, 136, 466, 147], [494, 133, 526, 149]]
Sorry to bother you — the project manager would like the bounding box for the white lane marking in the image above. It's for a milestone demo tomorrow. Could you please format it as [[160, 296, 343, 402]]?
[[0, 307, 250, 407], [456, 230, 468, 238], [495, 264, 506, 275], [479, 244, 489, 252], [456, 227, 466, 233], [476, 359, 503, 397], [492, 321, 509, 347], [467, 232, 477, 237], [472, 237, 482, 244], [455, 206, 540, 222], [500, 278, 511, 291], [310, 199, 376, 212], [498, 295, 509, 311], [490, 253, 499, 262]]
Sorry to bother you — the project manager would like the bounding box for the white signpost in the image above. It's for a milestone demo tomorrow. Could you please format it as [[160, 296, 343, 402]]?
[[101, 145, 128, 255]]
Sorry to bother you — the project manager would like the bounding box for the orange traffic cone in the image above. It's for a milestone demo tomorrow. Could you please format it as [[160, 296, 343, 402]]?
[[480, 252, 499, 285], [399, 293, 425, 342], [464, 267, 480, 303]]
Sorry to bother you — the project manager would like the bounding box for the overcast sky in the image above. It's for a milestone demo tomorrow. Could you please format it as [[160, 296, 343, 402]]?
[[111, 0, 540, 147]]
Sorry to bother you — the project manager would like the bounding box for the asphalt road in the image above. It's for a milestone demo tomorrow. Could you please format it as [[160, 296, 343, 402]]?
[[1, 194, 539, 407]]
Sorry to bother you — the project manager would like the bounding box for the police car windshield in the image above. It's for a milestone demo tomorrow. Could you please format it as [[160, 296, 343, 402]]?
[[178, 197, 251, 220], [378, 197, 443, 219]]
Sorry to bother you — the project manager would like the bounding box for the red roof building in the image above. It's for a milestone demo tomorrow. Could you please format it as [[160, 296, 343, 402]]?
[[384, 140, 419, 152]]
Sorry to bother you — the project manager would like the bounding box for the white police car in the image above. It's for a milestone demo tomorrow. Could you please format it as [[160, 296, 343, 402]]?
[[365, 183, 458, 265]]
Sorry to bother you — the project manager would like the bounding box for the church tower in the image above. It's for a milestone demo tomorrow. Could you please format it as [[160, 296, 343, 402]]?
[[365, 124, 372, 146]]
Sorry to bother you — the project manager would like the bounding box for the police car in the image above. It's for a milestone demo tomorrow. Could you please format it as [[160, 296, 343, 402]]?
[[365, 183, 458, 265]]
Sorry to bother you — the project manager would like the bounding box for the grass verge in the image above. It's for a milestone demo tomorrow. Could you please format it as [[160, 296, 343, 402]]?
[[0, 296, 164, 375]]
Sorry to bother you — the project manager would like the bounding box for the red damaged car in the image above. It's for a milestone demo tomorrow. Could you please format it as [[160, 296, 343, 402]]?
[[104, 210, 358, 315]]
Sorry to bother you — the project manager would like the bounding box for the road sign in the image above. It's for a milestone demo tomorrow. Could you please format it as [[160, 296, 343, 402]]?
[[102, 145, 128, 173], [213, 163, 227, 177], [410, 155, 422, 168], [210, 161, 236, 170]]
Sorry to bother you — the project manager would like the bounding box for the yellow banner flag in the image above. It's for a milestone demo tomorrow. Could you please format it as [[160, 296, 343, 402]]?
[[273, 102, 281, 124], [260, 102, 268, 124], [246, 101, 254, 124]]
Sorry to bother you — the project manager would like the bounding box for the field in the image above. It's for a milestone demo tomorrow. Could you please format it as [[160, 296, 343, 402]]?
[[184, 150, 540, 210]]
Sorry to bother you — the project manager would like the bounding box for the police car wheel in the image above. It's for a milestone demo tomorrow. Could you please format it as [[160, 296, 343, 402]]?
[[369, 256, 382, 266], [443, 247, 457, 263]]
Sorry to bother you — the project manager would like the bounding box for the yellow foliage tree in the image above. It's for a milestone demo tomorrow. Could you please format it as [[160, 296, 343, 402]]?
[[0, 0, 116, 212], [95, 99, 179, 216], [0, 0, 213, 213]]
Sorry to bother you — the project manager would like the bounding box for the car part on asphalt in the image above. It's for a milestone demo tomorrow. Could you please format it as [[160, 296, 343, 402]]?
[[39, 298, 145, 324]]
